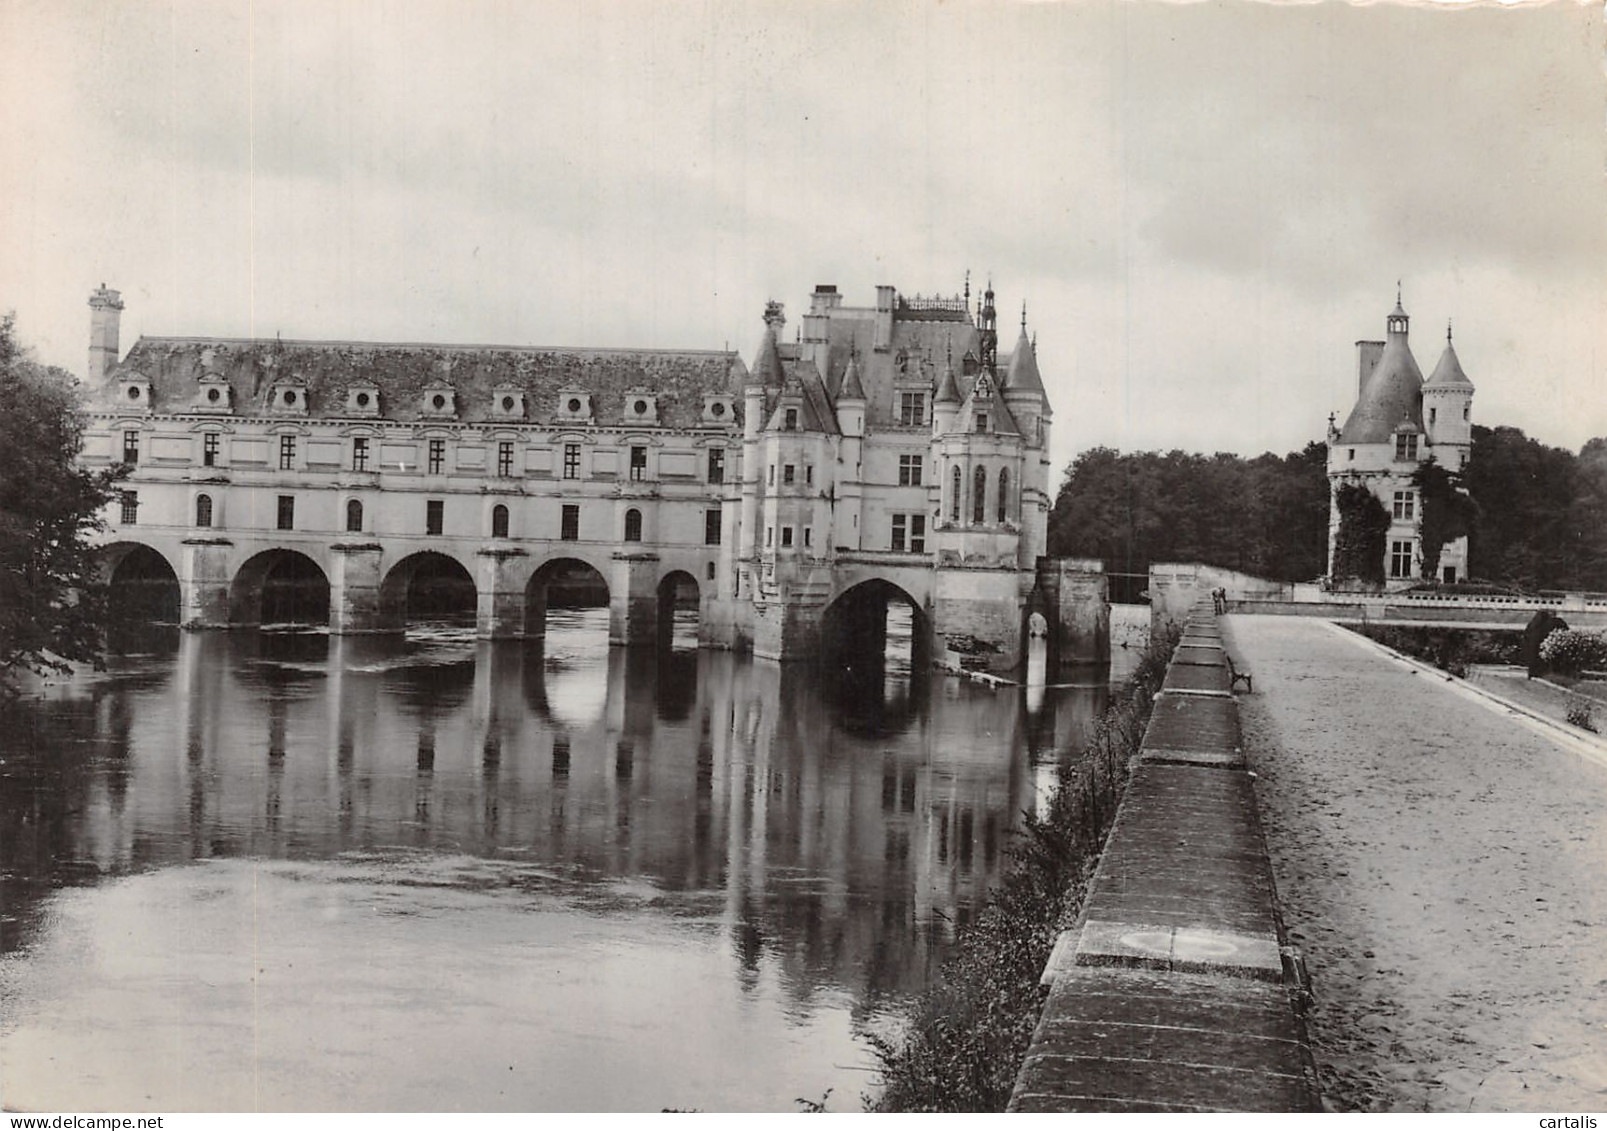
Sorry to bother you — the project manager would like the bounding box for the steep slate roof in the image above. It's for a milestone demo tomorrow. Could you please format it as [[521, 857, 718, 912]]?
[[958, 371, 1021, 435], [763, 360, 839, 435], [1003, 328, 1047, 397], [1338, 334, 1424, 444], [933, 359, 961, 405], [1424, 336, 1474, 390], [814, 307, 983, 427], [95, 336, 738, 428]]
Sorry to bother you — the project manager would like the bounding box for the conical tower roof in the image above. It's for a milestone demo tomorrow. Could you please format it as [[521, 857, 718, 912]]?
[[749, 324, 785, 388], [1338, 334, 1423, 444], [837, 355, 866, 402], [727, 355, 750, 390], [1424, 327, 1474, 390], [1004, 327, 1045, 395], [934, 358, 961, 405]]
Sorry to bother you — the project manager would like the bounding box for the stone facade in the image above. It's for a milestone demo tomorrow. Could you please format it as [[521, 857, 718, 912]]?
[[1326, 295, 1475, 589], [79, 280, 1076, 672]]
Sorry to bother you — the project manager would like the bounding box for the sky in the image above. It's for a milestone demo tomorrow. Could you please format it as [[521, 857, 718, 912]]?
[[1, 0, 1602, 479]]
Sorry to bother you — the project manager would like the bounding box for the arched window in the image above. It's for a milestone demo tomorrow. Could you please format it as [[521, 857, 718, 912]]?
[[195, 493, 213, 528], [345, 499, 363, 533], [972, 466, 987, 525], [491, 504, 510, 538], [997, 468, 1010, 524], [950, 466, 962, 523], [624, 508, 643, 542]]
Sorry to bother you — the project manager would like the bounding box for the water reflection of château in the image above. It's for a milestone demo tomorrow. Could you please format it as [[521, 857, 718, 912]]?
[[0, 630, 1099, 1009]]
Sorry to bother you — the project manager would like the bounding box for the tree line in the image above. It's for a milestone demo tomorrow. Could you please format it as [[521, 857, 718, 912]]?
[[1047, 427, 1607, 593]]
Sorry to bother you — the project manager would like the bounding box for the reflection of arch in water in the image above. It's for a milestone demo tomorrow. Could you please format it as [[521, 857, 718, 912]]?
[[522, 633, 615, 730], [656, 569, 700, 651], [525, 556, 610, 638], [103, 541, 181, 626], [379, 550, 478, 628], [230, 549, 330, 627], [820, 578, 931, 680]]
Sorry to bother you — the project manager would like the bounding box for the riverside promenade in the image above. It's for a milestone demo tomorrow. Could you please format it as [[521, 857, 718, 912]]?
[[1226, 615, 1607, 1111]]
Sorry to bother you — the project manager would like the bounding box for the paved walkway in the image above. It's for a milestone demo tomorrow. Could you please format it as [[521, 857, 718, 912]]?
[[1225, 615, 1607, 1112]]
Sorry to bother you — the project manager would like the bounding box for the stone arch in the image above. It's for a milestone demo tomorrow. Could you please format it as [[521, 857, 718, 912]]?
[[820, 577, 931, 680], [525, 554, 611, 640], [656, 568, 700, 650], [230, 548, 331, 627], [102, 541, 182, 625], [379, 550, 479, 628]]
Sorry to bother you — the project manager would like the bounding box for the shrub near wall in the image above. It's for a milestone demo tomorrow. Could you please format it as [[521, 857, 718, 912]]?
[[870, 630, 1178, 1112], [1539, 629, 1607, 676]]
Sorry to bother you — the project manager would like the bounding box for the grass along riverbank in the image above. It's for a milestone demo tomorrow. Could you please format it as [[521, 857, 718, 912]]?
[[868, 630, 1179, 1112]]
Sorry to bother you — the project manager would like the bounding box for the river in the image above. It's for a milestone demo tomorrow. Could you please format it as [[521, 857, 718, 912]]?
[[0, 611, 1125, 1112]]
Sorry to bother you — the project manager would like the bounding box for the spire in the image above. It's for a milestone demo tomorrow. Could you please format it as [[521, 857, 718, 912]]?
[[1447, 319, 1453, 342], [934, 356, 961, 405], [749, 305, 787, 388], [1387, 287, 1409, 339], [1021, 301, 1027, 333], [1424, 331, 1474, 390], [837, 354, 866, 402]]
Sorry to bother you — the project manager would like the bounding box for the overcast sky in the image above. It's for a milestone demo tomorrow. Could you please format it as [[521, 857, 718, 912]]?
[[2, 0, 1602, 477]]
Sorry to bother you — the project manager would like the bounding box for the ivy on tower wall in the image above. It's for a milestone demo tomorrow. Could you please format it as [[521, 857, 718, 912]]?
[[1331, 481, 1390, 583]]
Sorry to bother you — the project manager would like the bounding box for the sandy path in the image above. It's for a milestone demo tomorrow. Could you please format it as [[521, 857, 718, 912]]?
[[1224, 615, 1607, 1112]]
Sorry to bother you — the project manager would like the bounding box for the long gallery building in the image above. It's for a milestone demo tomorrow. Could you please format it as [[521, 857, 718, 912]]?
[[79, 281, 1107, 672]]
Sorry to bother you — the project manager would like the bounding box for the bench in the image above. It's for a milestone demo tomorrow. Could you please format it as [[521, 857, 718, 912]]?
[[1227, 653, 1253, 693]]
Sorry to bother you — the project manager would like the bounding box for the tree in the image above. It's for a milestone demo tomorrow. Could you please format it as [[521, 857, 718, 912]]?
[[1411, 457, 1478, 582], [1331, 481, 1390, 584], [0, 314, 122, 688]]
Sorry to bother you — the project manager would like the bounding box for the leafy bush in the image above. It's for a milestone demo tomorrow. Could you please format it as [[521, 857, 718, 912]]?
[[1539, 629, 1607, 676], [870, 630, 1177, 1112], [1565, 699, 1598, 733]]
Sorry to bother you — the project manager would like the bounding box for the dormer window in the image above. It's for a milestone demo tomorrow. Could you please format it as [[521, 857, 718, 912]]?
[[491, 386, 526, 420], [1395, 432, 1418, 461], [345, 385, 382, 418], [623, 392, 659, 425], [784, 408, 799, 431], [556, 390, 594, 423], [268, 382, 309, 416], [898, 392, 925, 427], [194, 377, 233, 414], [119, 376, 152, 412], [703, 396, 736, 424], [975, 412, 989, 434], [421, 386, 457, 419]]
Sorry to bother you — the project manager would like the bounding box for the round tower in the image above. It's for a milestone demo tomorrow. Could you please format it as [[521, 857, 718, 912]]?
[[1423, 321, 1475, 472]]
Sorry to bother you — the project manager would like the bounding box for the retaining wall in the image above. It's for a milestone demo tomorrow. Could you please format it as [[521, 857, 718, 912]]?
[[1008, 600, 1321, 1113]]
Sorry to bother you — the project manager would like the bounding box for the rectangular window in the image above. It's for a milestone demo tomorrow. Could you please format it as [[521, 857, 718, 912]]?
[[1428, 407, 1437, 426], [891, 514, 907, 552], [766, 526, 773, 547], [975, 412, 988, 434], [563, 443, 581, 480], [783, 464, 795, 485], [781, 526, 794, 547], [203, 433, 219, 467], [784, 407, 799, 431], [426, 499, 444, 535], [279, 435, 296, 470], [805, 465, 814, 485], [803, 527, 812, 547], [707, 448, 725, 483], [767, 464, 775, 486], [1395, 433, 1418, 461], [276, 495, 295, 531], [898, 392, 925, 427], [352, 437, 369, 471], [910, 514, 926, 553], [705, 508, 722, 546], [1392, 491, 1416, 520], [1390, 540, 1414, 579], [428, 439, 446, 475], [497, 441, 514, 478], [561, 504, 580, 541], [119, 490, 138, 524], [898, 454, 923, 486], [122, 430, 140, 464], [629, 446, 647, 481]]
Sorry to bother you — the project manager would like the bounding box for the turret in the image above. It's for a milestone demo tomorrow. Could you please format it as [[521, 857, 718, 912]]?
[[835, 354, 866, 438], [88, 284, 124, 383], [1423, 320, 1475, 469], [933, 356, 961, 436], [1003, 314, 1050, 449]]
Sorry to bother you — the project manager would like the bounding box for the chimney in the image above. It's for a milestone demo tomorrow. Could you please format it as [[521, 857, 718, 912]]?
[[88, 284, 125, 382], [1355, 340, 1384, 397], [874, 284, 895, 351]]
